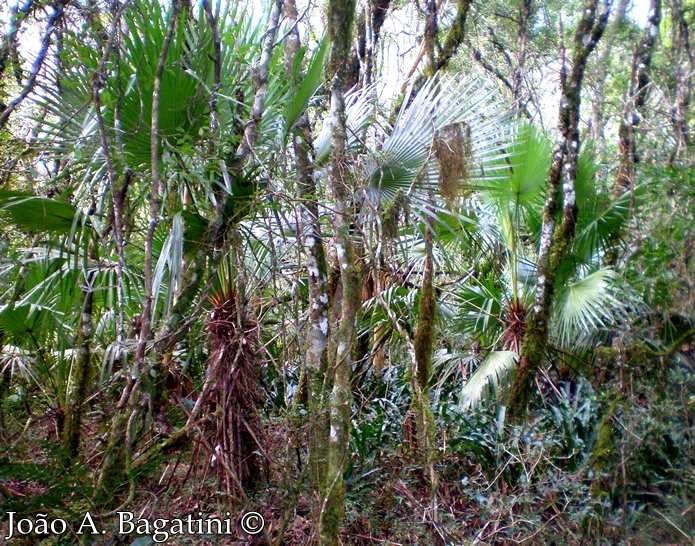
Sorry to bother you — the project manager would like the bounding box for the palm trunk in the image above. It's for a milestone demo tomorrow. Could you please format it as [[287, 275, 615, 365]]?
[[99, 0, 284, 498]]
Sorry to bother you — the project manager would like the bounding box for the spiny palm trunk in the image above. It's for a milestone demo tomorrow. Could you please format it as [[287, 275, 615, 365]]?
[[320, 0, 359, 543], [508, 0, 609, 420]]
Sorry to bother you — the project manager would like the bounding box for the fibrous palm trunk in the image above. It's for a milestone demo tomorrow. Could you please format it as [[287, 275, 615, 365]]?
[[206, 290, 265, 494]]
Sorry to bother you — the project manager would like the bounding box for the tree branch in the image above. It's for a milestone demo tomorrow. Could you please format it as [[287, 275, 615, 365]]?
[[0, 1, 65, 130]]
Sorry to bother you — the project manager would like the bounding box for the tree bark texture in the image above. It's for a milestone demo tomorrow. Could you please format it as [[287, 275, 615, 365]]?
[[61, 269, 95, 464], [283, 0, 331, 496]]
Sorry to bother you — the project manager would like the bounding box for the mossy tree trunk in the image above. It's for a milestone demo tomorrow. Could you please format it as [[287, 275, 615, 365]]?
[[283, 0, 331, 493], [319, 0, 359, 543], [411, 203, 437, 485], [614, 0, 661, 196], [507, 0, 610, 420], [61, 269, 95, 465]]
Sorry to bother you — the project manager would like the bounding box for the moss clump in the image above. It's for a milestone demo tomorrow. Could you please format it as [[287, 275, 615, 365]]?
[[589, 400, 620, 497]]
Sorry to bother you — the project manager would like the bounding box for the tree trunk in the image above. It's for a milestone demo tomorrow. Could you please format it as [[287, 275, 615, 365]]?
[[507, 0, 610, 420], [614, 0, 661, 196], [97, 0, 181, 500], [411, 203, 437, 487], [283, 0, 332, 496], [669, 0, 693, 160], [320, 0, 359, 543], [346, 0, 391, 89], [512, 0, 532, 115], [61, 271, 94, 465], [591, 0, 629, 143]]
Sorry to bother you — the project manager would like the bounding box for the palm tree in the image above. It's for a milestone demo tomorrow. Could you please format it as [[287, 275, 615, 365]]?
[[450, 125, 637, 409]]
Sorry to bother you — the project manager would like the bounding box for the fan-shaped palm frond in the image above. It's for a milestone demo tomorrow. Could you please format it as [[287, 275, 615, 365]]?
[[572, 180, 643, 265], [314, 83, 376, 163], [459, 350, 518, 410], [361, 284, 417, 344], [0, 190, 82, 235], [550, 268, 631, 347], [452, 273, 505, 345], [0, 344, 36, 383], [364, 76, 513, 210], [34, 0, 267, 185], [475, 124, 549, 212]]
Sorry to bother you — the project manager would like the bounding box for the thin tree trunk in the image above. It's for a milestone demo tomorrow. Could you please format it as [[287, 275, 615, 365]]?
[[391, 0, 471, 121], [614, 0, 661, 195], [591, 0, 629, 143], [669, 0, 693, 160], [134, 0, 180, 380], [346, 0, 390, 89], [236, 0, 283, 162], [0, 0, 36, 81], [507, 0, 610, 420], [0, 2, 65, 130], [513, 0, 532, 115], [283, 0, 331, 493], [61, 269, 94, 465], [320, 1, 359, 543], [97, 0, 180, 500]]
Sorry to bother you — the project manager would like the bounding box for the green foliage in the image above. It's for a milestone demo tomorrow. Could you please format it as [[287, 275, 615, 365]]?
[[0, 190, 81, 235], [282, 35, 329, 140], [459, 350, 517, 409]]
